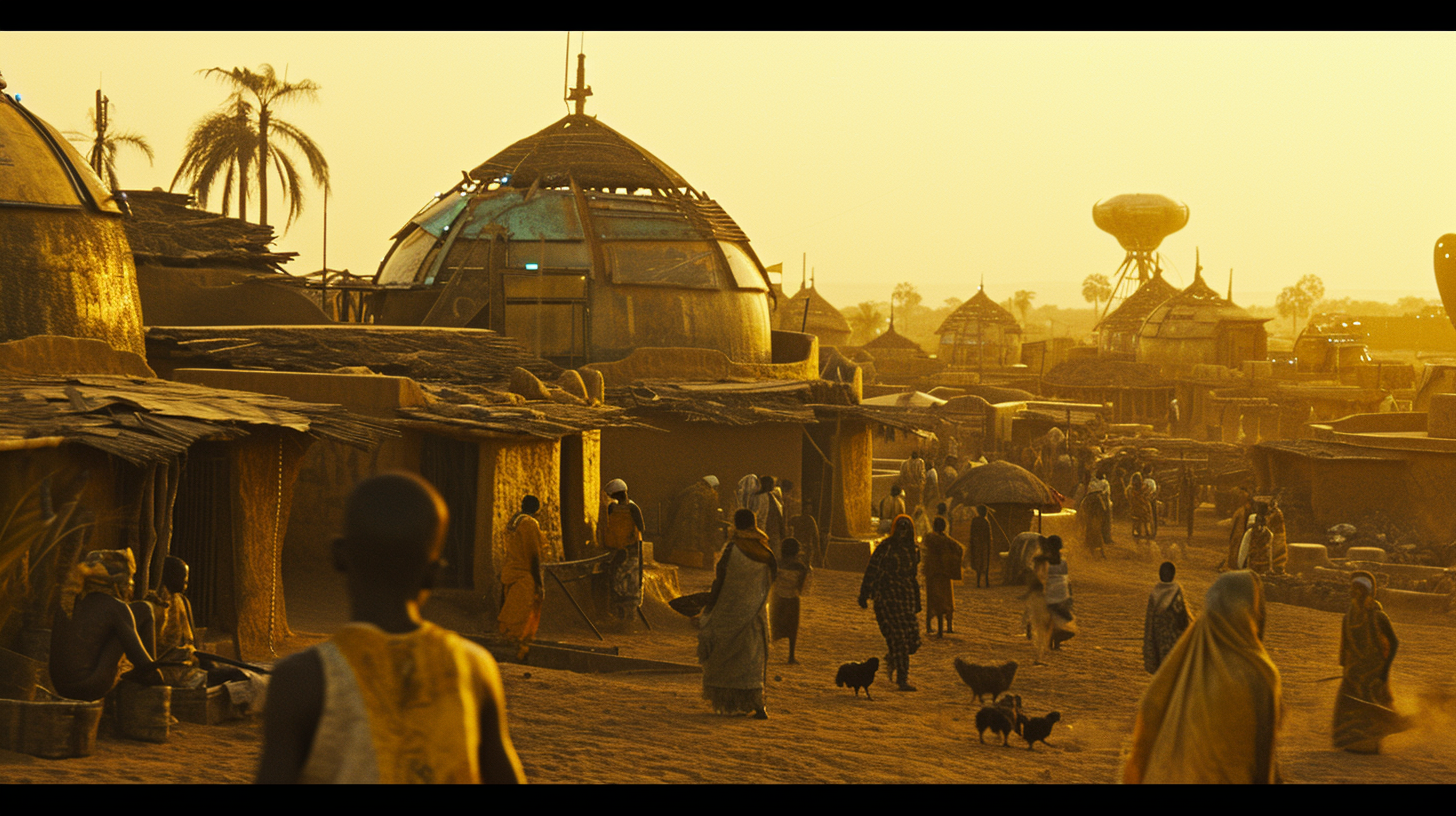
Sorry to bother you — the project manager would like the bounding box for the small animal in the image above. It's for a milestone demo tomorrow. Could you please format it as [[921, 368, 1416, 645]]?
[[975, 694, 1022, 746], [954, 658, 1018, 703], [835, 657, 880, 700], [1017, 711, 1062, 750]]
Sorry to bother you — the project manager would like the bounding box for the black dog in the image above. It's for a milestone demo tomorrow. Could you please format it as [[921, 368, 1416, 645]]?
[[835, 657, 880, 700], [975, 694, 1022, 746]]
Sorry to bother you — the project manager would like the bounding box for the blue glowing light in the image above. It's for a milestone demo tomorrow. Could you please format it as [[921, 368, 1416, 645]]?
[[525, 263, 539, 270]]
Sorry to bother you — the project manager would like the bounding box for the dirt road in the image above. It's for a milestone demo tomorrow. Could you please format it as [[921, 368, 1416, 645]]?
[[4, 516, 1452, 783]]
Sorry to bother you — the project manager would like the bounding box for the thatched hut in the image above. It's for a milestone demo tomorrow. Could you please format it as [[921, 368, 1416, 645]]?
[[1096, 271, 1178, 358], [1138, 269, 1268, 374], [774, 284, 851, 348], [934, 288, 1022, 368]]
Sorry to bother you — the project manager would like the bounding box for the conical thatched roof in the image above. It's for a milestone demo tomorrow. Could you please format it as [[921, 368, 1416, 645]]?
[[935, 288, 1021, 336], [862, 324, 923, 352], [1140, 270, 1266, 340], [778, 285, 851, 339], [944, 460, 1062, 512], [1097, 273, 1178, 332]]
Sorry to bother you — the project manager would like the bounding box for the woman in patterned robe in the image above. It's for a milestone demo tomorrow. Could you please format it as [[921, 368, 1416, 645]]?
[[859, 515, 921, 691], [1332, 571, 1411, 753]]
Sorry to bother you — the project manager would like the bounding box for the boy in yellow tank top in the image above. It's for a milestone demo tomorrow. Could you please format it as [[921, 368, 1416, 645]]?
[[257, 473, 525, 784]]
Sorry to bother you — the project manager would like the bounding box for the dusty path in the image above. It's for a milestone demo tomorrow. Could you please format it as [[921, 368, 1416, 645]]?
[[3, 514, 1452, 783]]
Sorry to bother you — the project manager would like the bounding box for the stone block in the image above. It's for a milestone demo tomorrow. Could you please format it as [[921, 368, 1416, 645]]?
[[1286, 542, 1333, 574], [1345, 546, 1387, 563]]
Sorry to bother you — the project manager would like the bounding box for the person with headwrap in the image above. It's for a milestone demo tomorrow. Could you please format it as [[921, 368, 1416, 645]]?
[[698, 509, 776, 719], [49, 549, 163, 701], [757, 475, 787, 558], [736, 474, 768, 529], [499, 495, 546, 659], [1332, 571, 1411, 754], [1123, 571, 1282, 784], [898, 452, 926, 513], [859, 515, 921, 691], [600, 478, 645, 629], [1126, 472, 1155, 557], [1143, 561, 1193, 675], [920, 516, 963, 637]]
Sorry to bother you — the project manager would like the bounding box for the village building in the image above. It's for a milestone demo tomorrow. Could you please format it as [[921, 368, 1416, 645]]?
[[934, 286, 1023, 370], [1096, 270, 1178, 359], [1250, 398, 1456, 548], [1136, 267, 1268, 375], [772, 279, 852, 349], [0, 90, 391, 669], [121, 188, 331, 327], [143, 325, 642, 631], [856, 316, 944, 387], [0, 88, 143, 356]]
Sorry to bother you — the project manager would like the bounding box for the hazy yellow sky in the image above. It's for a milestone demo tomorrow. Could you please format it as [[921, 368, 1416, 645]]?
[[6, 31, 1454, 313]]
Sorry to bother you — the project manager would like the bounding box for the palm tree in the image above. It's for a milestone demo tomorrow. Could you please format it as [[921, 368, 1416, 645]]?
[[173, 64, 330, 228], [1013, 290, 1036, 325], [846, 301, 887, 344], [64, 90, 154, 192], [171, 97, 256, 219], [1081, 273, 1112, 315]]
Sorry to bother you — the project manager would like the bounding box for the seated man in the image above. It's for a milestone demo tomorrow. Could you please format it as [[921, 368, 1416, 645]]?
[[49, 549, 162, 702], [144, 555, 251, 688], [257, 472, 525, 783]]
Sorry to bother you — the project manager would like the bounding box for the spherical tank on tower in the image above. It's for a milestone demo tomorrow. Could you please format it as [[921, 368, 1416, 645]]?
[[1092, 194, 1189, 253]]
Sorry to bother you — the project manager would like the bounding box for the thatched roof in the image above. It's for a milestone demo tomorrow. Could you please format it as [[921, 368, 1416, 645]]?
[[0, 374, 391, 465], [1141, 271, 1267, 340], [1098, 273, 1178, 332], [777, 285, 851, 338], [462, 114, 749, 243], [470, 114, 689, 193], [145, 325, 562, 385], [935, 289, 1021, 336], [120, 189, 296, 272], [944, 461, 1061, 512], [609, 380, 822, 425], [862, 324, 923, 352]]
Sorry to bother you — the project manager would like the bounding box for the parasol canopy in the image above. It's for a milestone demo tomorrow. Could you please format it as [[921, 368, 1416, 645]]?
[[944, 460, 1063, 513]]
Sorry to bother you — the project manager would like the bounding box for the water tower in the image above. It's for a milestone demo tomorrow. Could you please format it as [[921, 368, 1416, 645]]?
[[1093, 194, 1189, 317]]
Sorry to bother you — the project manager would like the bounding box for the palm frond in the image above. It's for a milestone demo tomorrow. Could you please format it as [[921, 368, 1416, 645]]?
[[270, 149, 305, 228], [267, 118, 331, 192]]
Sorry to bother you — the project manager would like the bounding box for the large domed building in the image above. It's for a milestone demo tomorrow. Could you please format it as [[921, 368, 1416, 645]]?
[[370, 82, 775, 368], [0, 80, 144, 356]]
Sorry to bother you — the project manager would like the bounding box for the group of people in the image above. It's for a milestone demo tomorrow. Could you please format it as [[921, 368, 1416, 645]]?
[[1127, 566, 1410, 782], [49, 550, 260, 708], [1225, 489, 1290, 575], [256, 468, 1412, 783], [1077, 462, 1197, 562]]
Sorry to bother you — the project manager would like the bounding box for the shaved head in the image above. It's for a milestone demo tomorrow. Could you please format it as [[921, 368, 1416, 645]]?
[[341, 473, 449, 586]]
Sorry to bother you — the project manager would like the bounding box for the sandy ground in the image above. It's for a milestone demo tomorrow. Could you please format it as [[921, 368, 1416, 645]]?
[[4, 510, 1454, 784]]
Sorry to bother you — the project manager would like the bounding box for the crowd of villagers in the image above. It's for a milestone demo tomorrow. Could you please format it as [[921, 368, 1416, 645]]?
[[42, 431, 1415, 782]]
